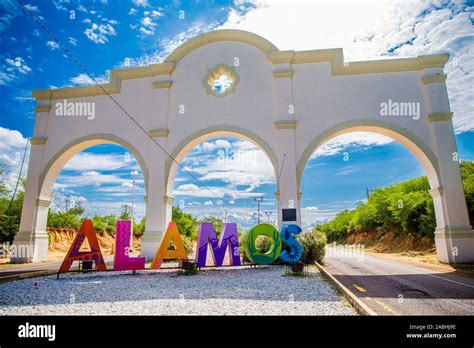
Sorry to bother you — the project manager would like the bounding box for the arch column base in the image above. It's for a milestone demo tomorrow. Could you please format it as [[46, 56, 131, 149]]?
[[434, 226, 474, 263], [141, 230, 164, 262], [10, 230, 49, 263]]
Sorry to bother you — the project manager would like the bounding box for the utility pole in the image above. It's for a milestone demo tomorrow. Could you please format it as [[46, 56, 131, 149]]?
[[65, 194, 70, 212], [265, 211, 272, 223], [366, 187, 370, 200], [254, 197, 264, 224]]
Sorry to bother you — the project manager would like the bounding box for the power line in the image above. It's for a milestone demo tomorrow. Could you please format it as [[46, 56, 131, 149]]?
[[17, 0, 227, 205], [377, 161, 421, 189], [355, 161, 422, 204]]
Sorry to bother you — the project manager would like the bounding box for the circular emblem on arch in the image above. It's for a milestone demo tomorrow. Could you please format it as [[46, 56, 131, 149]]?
[[203, 64, 239, 98]]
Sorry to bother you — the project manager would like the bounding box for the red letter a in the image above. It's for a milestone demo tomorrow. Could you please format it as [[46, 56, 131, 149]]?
[[58, 219, 106, 273]]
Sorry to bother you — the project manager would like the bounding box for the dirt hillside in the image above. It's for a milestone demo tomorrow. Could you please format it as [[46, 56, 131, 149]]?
[[343, 230, 435, 254], [47, 227, 142, 255]]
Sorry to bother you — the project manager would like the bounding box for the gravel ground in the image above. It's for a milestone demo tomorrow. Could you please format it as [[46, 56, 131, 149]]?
[[0, 266, 356, 315]]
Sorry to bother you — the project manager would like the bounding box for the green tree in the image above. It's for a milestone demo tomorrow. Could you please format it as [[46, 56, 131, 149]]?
[[119, 204, 132, 220], [91, 214, 117, 232], [172, 206, 198, 239], [133, 218, 146, 236], [0, 175, 24, 243], [460, 161, 474, 223], [47, 206, 85, 229]]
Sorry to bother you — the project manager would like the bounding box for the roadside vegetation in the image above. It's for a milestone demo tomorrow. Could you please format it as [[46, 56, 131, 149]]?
[[316, 161, 474, 248]]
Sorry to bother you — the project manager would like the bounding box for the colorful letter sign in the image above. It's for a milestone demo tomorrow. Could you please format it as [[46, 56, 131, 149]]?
[[279, 224, 303, 264], [196, 222, 241, 267], [150, 222, 188, 269], [244, 223, 282, 265], [59, 219, 306, 274], [58, 219, 106, 273], [113, 220, 145, 271]]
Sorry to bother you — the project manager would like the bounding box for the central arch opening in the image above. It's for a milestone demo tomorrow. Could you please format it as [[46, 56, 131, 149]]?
[[167, 130, 279, 243]]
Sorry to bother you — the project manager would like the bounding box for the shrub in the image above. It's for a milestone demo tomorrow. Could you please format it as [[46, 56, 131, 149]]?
[[254, 235, 272, 253], [47, 207, 85, 229], [181, 235, 195, 257], [297, 229, 326, 264], [238, 232, 250, 263]]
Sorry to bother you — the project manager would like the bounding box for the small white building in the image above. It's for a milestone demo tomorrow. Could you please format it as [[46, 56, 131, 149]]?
[[13, 30, 473, 263]]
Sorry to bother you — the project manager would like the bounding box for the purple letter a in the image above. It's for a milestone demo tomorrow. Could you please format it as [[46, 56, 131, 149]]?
[[196, 223, 241, 267]]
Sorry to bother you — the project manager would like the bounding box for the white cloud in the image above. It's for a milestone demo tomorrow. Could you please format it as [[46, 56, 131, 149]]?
[[139, 27, 154, 36], [118, 20, 220, 68], [132, 0, 149, 7], [129, 8, 138, 15], [312, 132, 394, 158], [24, 4, 39, 12], [141, 16, 155, 27], [174, 182, 265, 200], [84, 22, 117, 44], [196, 139, 232, 152], [176, 139, 276, 196], [63, 152, 137, 172], [0, 127, 30, 191], [1, 57, 32, 84], [69, 72, 109, 86], [300, 205, 340, 231], [176, 183, 200, 191], [146, 10, 163, 17], [68, 37, 77, 46], [46, 40, 60, 50], [5, 57, 31, 74], [56, 171, 132, 189], [77, 5, 88, 13]]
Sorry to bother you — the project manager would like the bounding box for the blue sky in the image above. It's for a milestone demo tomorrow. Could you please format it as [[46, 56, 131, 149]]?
[[0, 0, 473, 230]]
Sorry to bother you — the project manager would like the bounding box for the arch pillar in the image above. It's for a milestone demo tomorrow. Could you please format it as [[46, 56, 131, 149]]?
[[424, 69, 473, 263], [11, 138, 50, 263], [274, 122, 301, 228], [141, 147, 169, 261], [428, 114, 473, 263]]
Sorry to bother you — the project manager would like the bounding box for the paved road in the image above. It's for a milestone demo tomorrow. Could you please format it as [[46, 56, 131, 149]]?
[[324, 246, 474, 315], [0, 261, 60, 278]]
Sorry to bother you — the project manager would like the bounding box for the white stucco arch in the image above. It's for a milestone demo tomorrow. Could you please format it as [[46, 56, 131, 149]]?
[[13, 29, 473, 263]]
